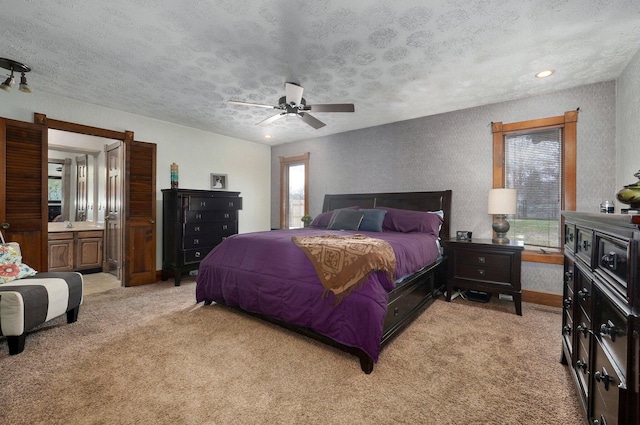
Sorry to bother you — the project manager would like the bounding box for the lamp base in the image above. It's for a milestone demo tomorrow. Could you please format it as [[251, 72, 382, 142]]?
[[492, 215, 511, 244]]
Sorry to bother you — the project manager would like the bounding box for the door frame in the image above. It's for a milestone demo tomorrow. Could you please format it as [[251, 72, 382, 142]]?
[[34, 114, 132, 285]]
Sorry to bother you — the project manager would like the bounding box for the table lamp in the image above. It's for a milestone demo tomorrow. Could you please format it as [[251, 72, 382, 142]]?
[[488, 188, 517, 243]]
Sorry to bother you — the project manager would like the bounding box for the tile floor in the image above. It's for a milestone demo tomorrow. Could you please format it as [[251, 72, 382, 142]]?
[[82, 272, 122, 295]]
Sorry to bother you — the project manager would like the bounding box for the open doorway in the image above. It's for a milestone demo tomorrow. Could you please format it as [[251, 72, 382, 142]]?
[[48, 129, 123, 287]]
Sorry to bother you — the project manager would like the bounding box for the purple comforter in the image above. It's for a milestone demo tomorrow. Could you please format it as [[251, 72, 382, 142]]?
[[195, 228, 440, 362]]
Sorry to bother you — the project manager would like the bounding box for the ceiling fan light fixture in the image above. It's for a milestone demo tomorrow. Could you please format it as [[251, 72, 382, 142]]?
[[535, 69, 554, 78], [19, 72, 31, 93]]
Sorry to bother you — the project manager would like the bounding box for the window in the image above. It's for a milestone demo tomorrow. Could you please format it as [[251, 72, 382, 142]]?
[[492, 111, 577, 264], [279, 153, 309, 229]]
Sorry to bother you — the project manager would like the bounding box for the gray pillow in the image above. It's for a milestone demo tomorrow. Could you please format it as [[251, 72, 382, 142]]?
[[327, 209, 365, 230]]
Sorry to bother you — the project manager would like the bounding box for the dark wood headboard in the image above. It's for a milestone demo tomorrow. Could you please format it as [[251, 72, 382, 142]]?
[[322, 190, 452, 240]]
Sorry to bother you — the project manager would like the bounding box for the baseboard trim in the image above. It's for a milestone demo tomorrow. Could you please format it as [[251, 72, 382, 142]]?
[[522, 289, 562, 308]]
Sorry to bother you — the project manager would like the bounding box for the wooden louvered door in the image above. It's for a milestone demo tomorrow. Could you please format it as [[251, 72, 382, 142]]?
[[0, 118, 48, 271], [123, 137, 157, 286]]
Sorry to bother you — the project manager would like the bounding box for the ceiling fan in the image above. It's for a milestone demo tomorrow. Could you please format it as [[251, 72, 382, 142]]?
[[228, 82, 354, 129]]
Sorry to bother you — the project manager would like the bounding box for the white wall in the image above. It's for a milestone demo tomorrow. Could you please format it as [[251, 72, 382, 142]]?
[[0, 90, 271, 271]]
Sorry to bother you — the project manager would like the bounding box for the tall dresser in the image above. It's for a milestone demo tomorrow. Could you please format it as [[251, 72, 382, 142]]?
[[561, 212, 639, 425], [162, 189, 242, 286]]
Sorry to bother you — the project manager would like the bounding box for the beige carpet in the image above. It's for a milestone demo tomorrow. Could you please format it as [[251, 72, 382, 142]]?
[[0, 280, 584, 425]]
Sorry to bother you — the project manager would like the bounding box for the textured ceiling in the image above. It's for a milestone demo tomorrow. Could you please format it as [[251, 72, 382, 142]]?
[[1, 0, 640, 146]]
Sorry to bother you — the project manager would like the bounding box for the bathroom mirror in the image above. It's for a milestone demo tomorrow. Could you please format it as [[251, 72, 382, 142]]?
[[48, 130, 107, 223]]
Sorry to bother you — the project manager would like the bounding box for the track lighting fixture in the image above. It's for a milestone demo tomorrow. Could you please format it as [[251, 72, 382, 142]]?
[[0, 58, 31, 93]]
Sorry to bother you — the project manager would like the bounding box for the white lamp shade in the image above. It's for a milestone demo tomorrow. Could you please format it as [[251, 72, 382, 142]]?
[[488, 188, 517, 215]]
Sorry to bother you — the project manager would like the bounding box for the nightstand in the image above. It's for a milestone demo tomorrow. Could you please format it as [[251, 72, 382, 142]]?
[[443, 238, 523, 315]]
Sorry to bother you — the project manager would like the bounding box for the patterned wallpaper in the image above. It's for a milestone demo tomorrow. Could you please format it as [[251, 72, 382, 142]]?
[[272, 81, 618, 294], [616, 48, 640, 191]]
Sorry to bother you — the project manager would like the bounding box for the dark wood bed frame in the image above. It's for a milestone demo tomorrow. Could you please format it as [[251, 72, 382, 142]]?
[[220, 190, 452, 373]]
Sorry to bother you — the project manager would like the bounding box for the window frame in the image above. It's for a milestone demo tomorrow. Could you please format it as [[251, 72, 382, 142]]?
[[492, 110, 577, 264], [279, 152, 309, 229]]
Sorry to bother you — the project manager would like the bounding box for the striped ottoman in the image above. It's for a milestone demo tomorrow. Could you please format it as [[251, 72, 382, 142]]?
[[0, 272, 83, 355]]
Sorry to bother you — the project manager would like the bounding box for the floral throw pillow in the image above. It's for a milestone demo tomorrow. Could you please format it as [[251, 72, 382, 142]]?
[[0, 243, 38, 284]]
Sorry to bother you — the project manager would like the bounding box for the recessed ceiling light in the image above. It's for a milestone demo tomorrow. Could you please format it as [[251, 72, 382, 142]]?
[[535, 69, 554, 78], [264, 134, 272, 139]]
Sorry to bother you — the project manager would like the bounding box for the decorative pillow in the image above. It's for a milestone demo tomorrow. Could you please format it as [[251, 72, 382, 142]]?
[[376, 207, 444, 235], [309, 206, 360, 228], [358, 209, 387, 232], [327, 209, 365, 231], [0, 243, 38, 284]]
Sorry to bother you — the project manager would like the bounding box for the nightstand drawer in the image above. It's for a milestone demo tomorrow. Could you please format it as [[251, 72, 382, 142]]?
[[456, 250, 511, 269], [455, 264, 511, 284]]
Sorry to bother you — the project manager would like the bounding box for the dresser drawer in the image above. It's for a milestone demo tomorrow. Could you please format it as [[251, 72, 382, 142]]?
[[594, 283, 629, 380], [185, 209, 237, 223], [186, 196, 242, 211], [576, 226, 594, 266], [183, 221, 237, 235], [596, 232, 631, 299], [575, 322, 591, 401], [564, 222, 576, 252], [591, 341, 623, 425], [182, 231, 234, 249], [575, 263, 593, 321], [183, 247, 215, 264]]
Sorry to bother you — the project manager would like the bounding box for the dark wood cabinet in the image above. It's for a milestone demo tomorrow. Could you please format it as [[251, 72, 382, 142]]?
[[162, 189, 242, 286], [443, 238, 523, 315], [561, 212, 639, 425]]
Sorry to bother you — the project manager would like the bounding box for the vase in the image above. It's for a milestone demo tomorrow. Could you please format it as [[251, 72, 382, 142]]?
[[616, 170, 640, 209]]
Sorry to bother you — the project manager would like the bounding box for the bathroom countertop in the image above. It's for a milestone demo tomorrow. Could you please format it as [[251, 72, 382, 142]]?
[[48, 222, 105, 233]]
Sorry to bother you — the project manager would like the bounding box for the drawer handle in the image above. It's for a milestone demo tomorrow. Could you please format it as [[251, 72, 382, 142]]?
[[393, 307, 399, 317], [601, 251, 618, 270], [576, 323, 589, 337], [477, 269, 485, 276], [564, 270, 573, 281], [224, 213, 230, 219], [575, 359, 588, 373], [228, 201, 234, 207], [194, 251, 201, 258], [477, 256, 485, 264], [193, 238, 199, 245], [577, 288, 590, 301], [196, 213, 202, 220], [600, 320, 621, 342], [594, 367, 615, 391], [563, 298, 572, 309], [194, 226, 200, 232], [222, 224, 228, 230], [568, 233, 574, 242], [562, 325, 572, 335], [582, 240, 591, 250], [200, 201, 207, 207]]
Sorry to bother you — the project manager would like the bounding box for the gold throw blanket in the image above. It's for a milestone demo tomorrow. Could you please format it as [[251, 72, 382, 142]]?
[[292, 234, 396, 301]]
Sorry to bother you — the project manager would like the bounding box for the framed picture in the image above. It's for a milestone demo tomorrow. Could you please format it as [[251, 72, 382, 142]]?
[[210, 173, 228, 190]]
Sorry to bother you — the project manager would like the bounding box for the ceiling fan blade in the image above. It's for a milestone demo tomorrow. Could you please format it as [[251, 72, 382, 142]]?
[[257, 112, 286, 126], [285, 82, 304, 106], [228, 100, 278, 109], [298, 112, 325, 129], [306, 103, 355, 113]]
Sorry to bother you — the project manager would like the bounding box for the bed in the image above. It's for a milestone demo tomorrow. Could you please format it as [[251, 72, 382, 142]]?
[[195, 190, 452, 373]]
